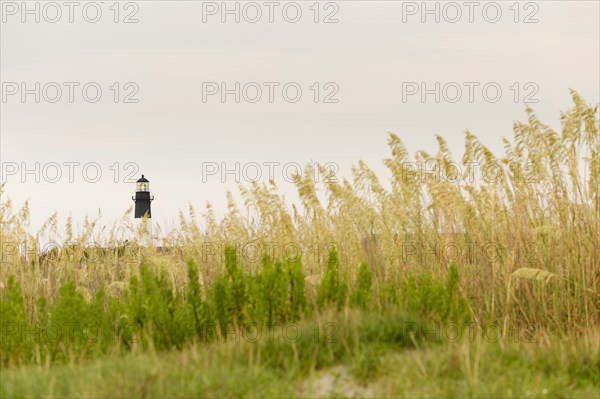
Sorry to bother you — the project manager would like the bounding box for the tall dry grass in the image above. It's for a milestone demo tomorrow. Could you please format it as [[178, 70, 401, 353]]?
[[1, 91, 598, 334]]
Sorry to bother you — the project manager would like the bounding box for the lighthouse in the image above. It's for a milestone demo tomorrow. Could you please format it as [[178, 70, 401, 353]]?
[[132, 175, 154, 218]]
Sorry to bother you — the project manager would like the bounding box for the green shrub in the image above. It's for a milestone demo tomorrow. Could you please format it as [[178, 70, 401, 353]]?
[[400, 263, 471, 325], [247, 256, 290, 328], [208, 274, 231, 340], [224, 245, 248, 327], [0, 276, 32, 366], [124, 264, 186, 350], [44, 281, 116, 363], [350, 262, 372, 310], [247, 255, 308, 328], [286, 256, 308, 321], [206, 246, 249, 339], [316, 249, 348, 310], [0, 248, 473, 367], [182, 259, 207, 340]]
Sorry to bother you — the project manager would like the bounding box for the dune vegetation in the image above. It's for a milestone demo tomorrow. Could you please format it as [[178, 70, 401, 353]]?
[[0, 91, 598, 398]]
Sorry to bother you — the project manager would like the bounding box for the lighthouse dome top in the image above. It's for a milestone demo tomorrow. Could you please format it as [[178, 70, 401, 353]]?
[[136, 175, 150, 192], [137, 175, 149, 183]]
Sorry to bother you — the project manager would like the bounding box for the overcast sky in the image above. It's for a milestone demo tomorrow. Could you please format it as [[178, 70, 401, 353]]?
[[1, 0, 599, 237]]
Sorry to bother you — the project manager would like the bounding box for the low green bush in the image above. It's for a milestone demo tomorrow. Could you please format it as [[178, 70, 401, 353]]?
[[0, 248, 471, 367]]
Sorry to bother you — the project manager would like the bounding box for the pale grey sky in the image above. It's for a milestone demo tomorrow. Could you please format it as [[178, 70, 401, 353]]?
[[1, 1, 599, 236]]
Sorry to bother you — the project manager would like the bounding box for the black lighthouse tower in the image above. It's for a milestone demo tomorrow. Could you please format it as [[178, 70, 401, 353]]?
[[132, 175, 154, 218]]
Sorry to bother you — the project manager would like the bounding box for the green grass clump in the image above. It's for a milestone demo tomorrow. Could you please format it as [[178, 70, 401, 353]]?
[[2, 320, 597, 399]]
